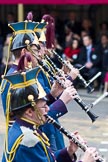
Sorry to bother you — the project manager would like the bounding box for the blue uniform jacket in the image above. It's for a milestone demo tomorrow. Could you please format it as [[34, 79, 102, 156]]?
[[37, 70, 66, 151], [37, 68, 51, 94], [2, 119, 74, 162], [1, 65, 67, 151]]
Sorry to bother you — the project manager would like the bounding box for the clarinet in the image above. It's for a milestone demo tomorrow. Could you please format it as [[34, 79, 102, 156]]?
[[38, 58, 98, 123], [45, 55, 106, 112], [45, 55, 65, 77], [51, 50, 94, 93], [45, 114, 104, 162]]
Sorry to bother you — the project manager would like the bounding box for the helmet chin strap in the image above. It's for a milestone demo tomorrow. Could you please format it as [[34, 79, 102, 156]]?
[[28, 95, 45, 125], [34, 106, 45, 126], [26, 44, 41, 60]]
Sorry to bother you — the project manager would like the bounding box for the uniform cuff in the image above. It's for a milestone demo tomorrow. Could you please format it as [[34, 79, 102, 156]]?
[[51, 99, 68, 114], [60, 148, 77, 162], [46, 93, 56, 105]]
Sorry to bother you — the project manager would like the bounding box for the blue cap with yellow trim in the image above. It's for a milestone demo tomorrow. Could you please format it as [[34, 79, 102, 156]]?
[[4, 67, 46, 112], [9, 12, 47, 52], [34, 20, 47, 40], [9, 21, 40, 51]]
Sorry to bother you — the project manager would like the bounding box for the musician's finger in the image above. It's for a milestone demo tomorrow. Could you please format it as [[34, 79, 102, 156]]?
[[69, 139, 78, 149], [91, 151, 99, 161], [72, 95, 79, 99], [94, 155, 102, 161], [88, 147, 97, 156], [73, 132, 86, 145], [73, 131, 79, 135]]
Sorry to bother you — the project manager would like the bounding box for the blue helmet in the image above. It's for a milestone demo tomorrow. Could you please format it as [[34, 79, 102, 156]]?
[[9, 21, 40, 51], [4, 67, 46, 112]]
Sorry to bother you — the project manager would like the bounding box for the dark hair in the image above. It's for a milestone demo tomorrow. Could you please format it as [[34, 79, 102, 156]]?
[[80, 30, 89, 35], [12, 48, 22, 59], [101, 33, 108, 39], [99, 21, 108, 29], [65, 22, 73, 31], [13, 106, 34, 118], [10, 85, 39, 112], [71, 38, 80, 48], [83, 34, 92, 40]]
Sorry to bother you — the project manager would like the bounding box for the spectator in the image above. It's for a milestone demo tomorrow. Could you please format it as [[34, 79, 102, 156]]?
[[3, 12, 15, 41], [0, 27, 4, 83], [99, 21, 108, 35], [66, 11, 81, 35], [1, 34, 14, 76], [104, 71, 108, 92], [64, 24, 73, 47], [51, 37, 63, 68], [81, 19, 95, 42], [64, 38, 80, 66], [100, 34, 108, 92], [97, 21, 108, 44], [80, 30, 89, 46], [78, 35, 101, 90]]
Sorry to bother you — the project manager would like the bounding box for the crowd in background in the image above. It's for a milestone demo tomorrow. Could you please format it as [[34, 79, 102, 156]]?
[[0, 11, 108, 92]]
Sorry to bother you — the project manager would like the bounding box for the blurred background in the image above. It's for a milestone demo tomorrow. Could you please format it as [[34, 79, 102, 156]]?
[[0, 3, 108, 161], [1, 5, 108, 88]]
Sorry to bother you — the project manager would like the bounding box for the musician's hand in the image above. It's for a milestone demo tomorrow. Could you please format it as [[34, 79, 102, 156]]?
[[50, 79, 72, 98], [67, 131, 86, 159], [67, 141, 78, 159], [59, 86, 77, 104], [62, 64, 70, 74], [60, 77, 72, 88], [50, 80, 64, 98], [81, 147, 99, 162], [67, 67, 79, 80], [85, 62, 93, 69]]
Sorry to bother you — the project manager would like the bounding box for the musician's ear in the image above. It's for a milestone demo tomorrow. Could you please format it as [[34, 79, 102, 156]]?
[[24, 108, 34, 118], [21, 48, 27, 56]]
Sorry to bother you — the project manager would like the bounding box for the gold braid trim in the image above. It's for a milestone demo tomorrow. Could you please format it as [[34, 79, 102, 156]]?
[[34, 28, 46, 33], [6, 79, 37, 89], [34, 130, 50, 162], [4, 134, 24, 162], [13, 30, 35, 35], [21, 117, 39, 127], [4, 89, 24, 162]]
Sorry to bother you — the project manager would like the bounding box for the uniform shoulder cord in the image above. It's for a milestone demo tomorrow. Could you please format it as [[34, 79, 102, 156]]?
[[36, 66, 52, 89], [34, 130, 51, 162], [4, 134, 24, 162], [4, 90, 24, 162]]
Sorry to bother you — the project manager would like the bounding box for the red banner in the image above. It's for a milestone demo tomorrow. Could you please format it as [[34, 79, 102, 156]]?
[[1, 0, 108, 4]]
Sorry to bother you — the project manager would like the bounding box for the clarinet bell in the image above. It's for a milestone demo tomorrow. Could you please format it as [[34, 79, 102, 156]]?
[[87, 110, 99, 123]]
